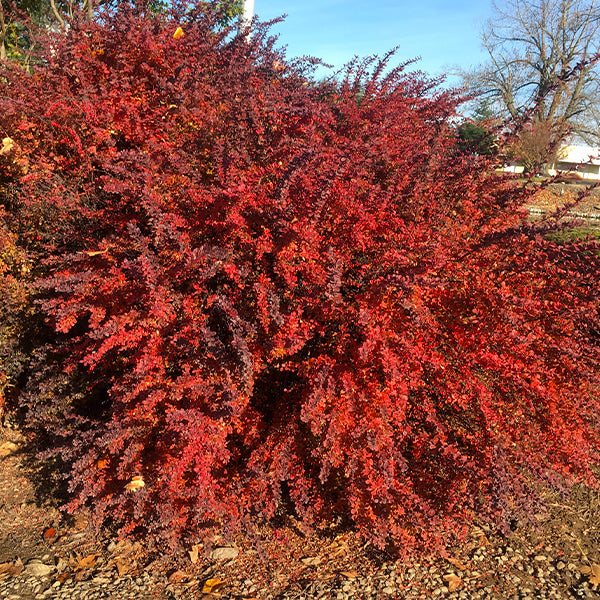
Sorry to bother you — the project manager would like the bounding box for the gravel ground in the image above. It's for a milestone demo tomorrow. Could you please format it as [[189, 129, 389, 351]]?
[[1, 539, 600, 599]]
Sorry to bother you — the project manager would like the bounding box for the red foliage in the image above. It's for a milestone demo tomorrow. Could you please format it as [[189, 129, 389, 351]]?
[[2, 3, 600, 552]]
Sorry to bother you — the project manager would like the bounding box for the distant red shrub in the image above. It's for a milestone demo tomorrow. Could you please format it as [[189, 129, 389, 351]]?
[[1, 2, 600, 553]]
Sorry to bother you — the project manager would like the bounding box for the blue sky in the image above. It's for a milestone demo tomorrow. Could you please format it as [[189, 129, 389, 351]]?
[[252, 1, 495, 85]]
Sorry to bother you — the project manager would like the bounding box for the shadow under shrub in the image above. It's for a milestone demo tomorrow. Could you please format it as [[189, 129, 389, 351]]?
[[1, 1, 600, 555]]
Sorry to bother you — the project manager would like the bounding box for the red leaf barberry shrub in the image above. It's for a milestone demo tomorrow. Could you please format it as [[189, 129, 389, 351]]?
[[2, 2, 600, 553], [0, 136, 34, 419], [0, 217, 30, 417]]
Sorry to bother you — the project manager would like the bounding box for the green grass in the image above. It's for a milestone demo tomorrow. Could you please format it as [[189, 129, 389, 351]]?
[[546, 224, 600, 243]]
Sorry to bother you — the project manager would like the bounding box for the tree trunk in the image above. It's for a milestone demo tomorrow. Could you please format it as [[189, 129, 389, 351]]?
[[0, 0, 6, 61]]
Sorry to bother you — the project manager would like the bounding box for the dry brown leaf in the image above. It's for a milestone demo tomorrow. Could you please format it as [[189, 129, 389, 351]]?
[[168, 569, 188, 584], [0, 138, 14, 154], [339, 569, 358, 579], [446, 556, 468, 571], [0, 558, 23, 581], [470, 526, 489, 546], [124, 475, 145, 492], [300, 556, 322, 566], [202, 577, 225, 594], [76, 553, 100, 571], [188, 544, 200, 564], [10, 558, 23, 578], [73, 512, 89, 531], [579, 565, 592, 575], [0, 562, 11, 581], [112, 556, 134, 577], [326, 537, 349, 558], [443, 573, 464, 592], [588, 564, 600, 587], [0, 441, 18, 457], [43, 527, 57, 540]]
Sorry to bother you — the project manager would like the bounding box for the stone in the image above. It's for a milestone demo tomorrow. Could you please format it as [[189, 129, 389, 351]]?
[[210, 546, 239, 561], [25, 562, 54, 577]]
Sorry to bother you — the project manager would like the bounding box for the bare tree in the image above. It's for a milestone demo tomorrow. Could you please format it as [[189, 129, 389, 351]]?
[[238, 0, 253, 34], [0, 0, 7, 60], [461, 0, 600, 144]]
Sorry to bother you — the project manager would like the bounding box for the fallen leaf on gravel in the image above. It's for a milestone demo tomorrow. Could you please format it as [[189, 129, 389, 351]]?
[[339, 570, 358, 579], [300, 556, 322, 566], [0, 558, 23, 581], [168, 570, 188, 584], [10, 558, 24, 577], [582, 564, 600, 587], [202, 577, 225, 594], [446, 557, 468, 571], [112, 556, 135, 577], [189, 544, 201, 564], [43, 527, 57, 540], [326, 537, 349, 558], [71, 553, 100, 571], [443, 573, 464, 592], [0, 441, 18, 457]]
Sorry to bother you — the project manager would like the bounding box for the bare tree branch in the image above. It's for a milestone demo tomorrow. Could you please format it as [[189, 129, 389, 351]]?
[[49, 0, 66, 29], [459, 0, 600, 143]]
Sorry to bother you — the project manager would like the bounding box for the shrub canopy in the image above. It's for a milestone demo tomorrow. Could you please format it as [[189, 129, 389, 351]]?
[[1, 2, 600, 553]]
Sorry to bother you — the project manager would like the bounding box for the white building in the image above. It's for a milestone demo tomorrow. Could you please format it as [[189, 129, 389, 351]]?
[[547, 145, 600, 181]]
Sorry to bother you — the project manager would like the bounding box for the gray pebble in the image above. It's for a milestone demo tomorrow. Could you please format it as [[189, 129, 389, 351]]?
[[210, 546, 239, 561], [24, 562, 54, 577]]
